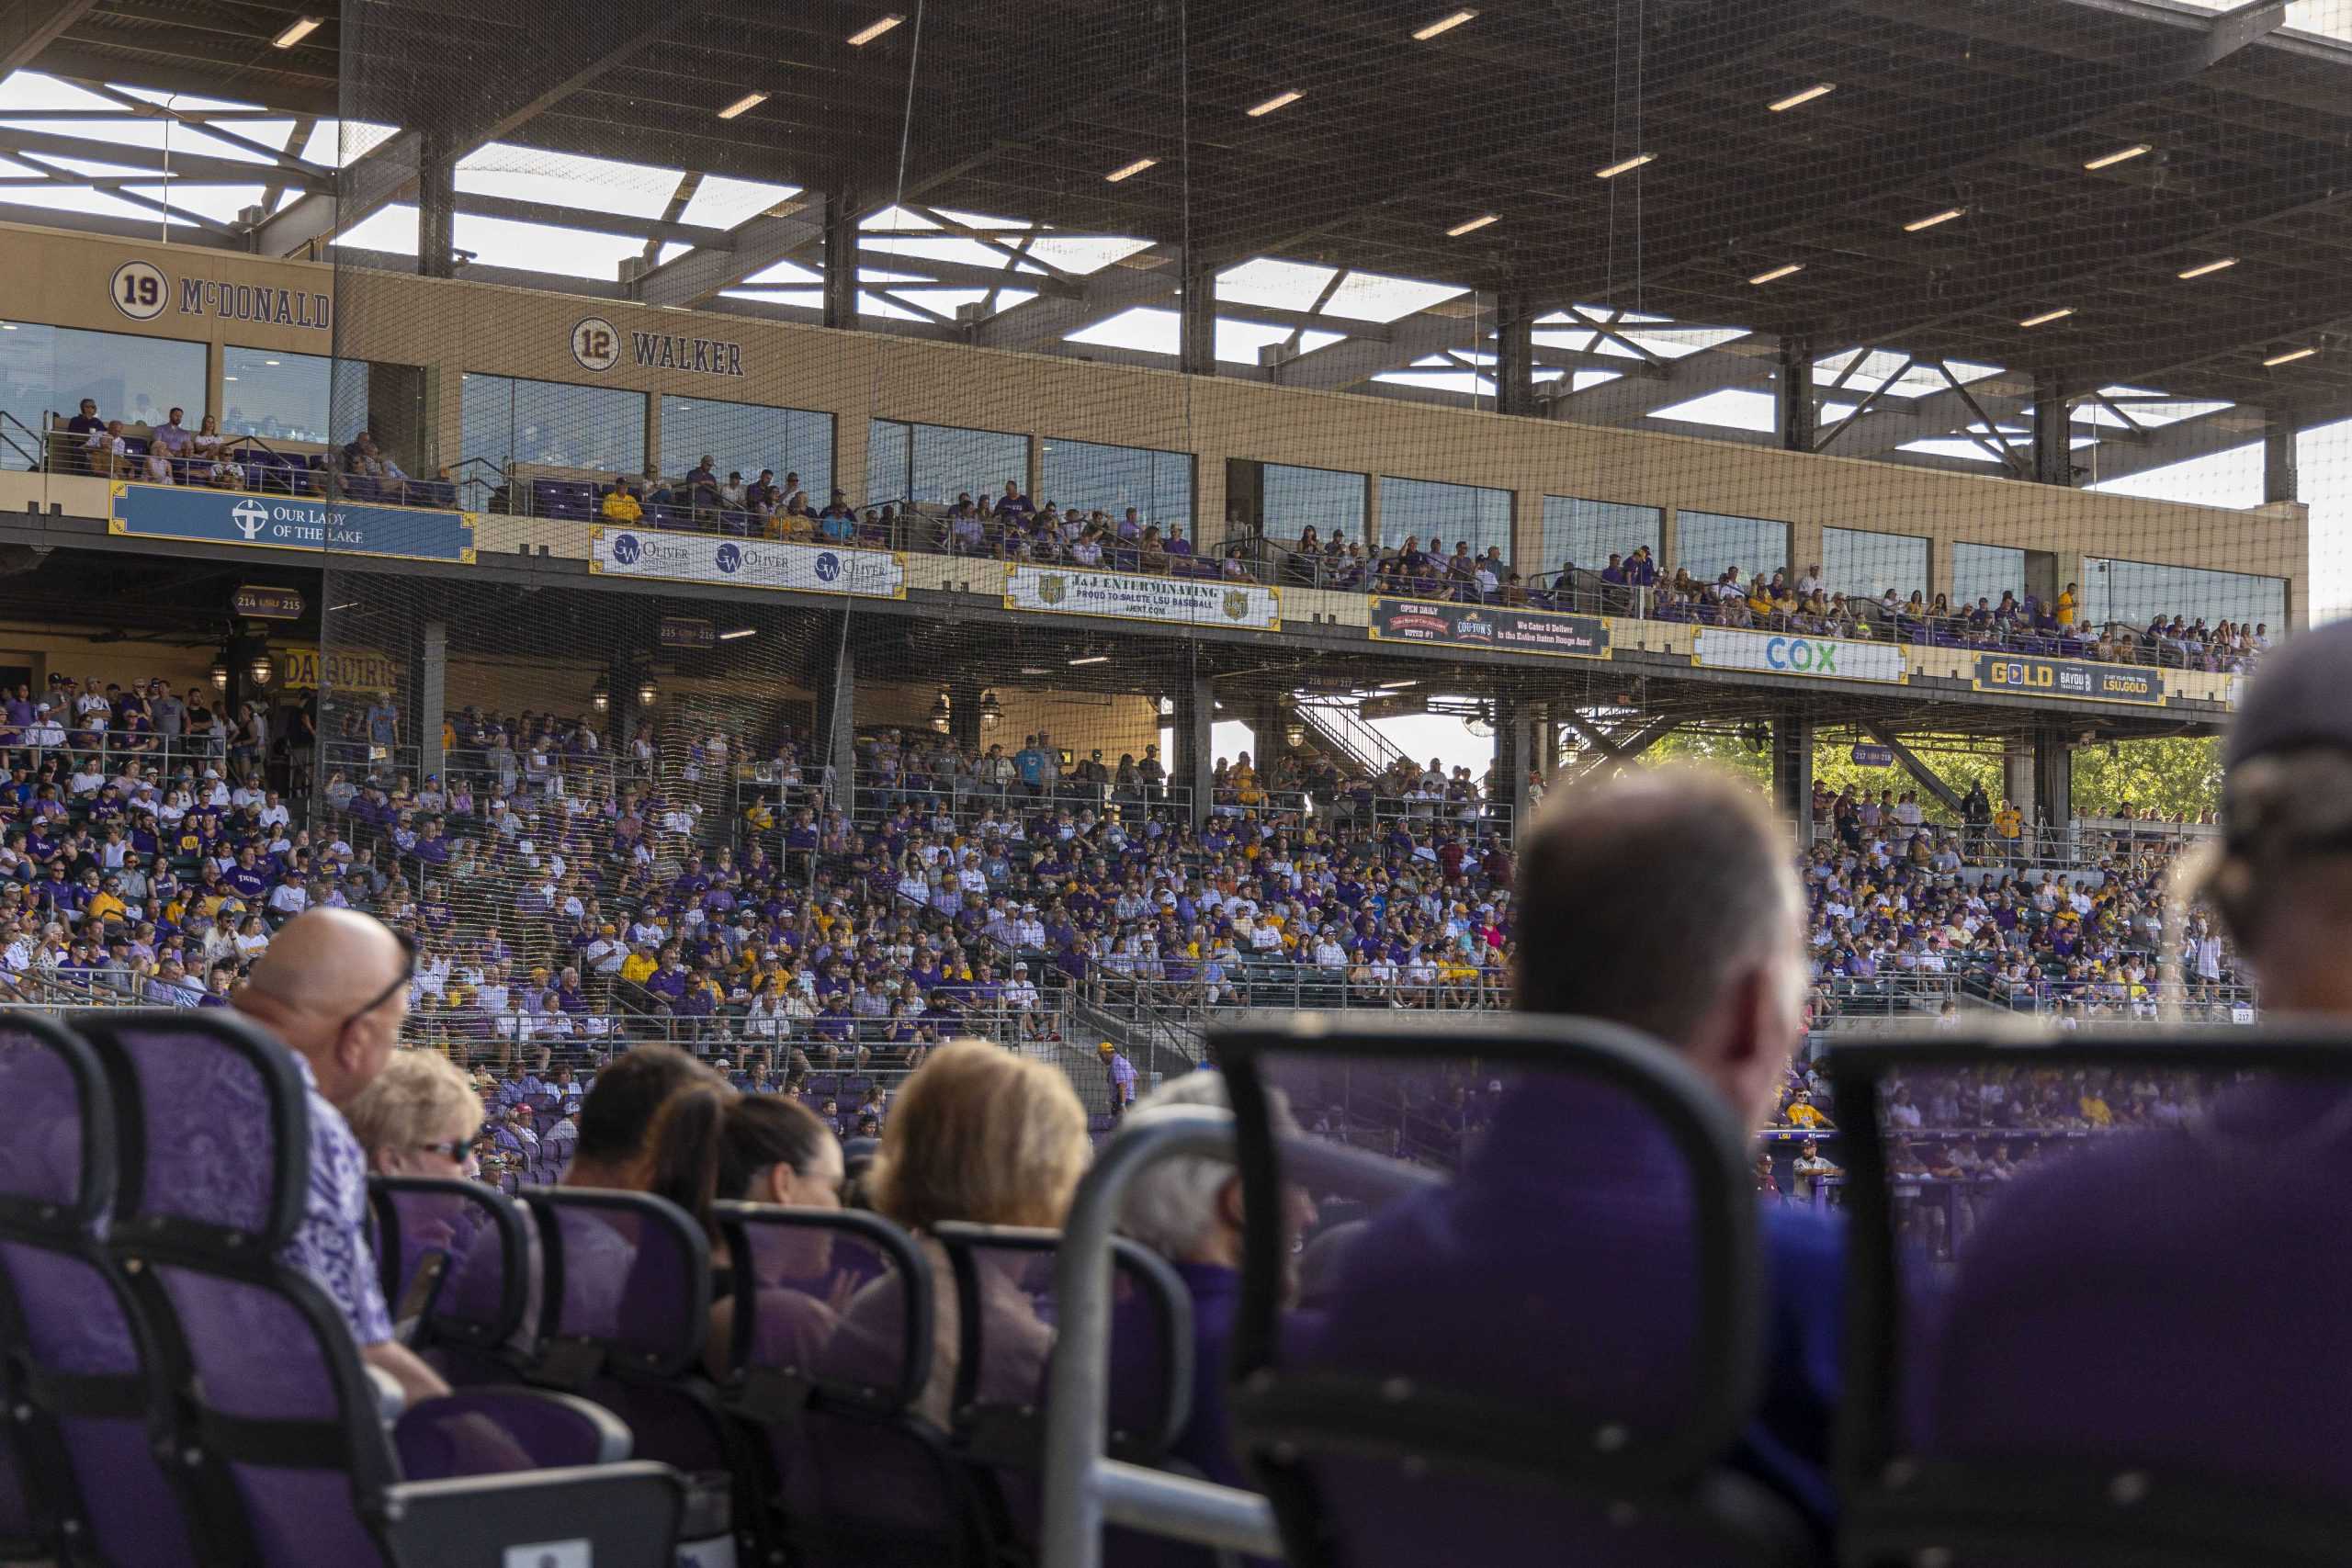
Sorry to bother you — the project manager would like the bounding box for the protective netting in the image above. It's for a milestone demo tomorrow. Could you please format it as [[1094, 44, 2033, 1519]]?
[[96, 0, 2304, 1066]]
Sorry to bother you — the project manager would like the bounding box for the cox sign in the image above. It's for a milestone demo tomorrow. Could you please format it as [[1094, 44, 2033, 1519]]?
[[1694, 627, 1906, 684]]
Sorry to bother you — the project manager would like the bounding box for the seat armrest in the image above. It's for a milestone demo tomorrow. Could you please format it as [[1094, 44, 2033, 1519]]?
[[383, 1461, 683, 1568], [395, 1388, 633, 1478]]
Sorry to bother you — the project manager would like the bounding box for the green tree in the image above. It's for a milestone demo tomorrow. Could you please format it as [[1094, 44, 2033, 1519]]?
[[2070, 736, 2222, 820]]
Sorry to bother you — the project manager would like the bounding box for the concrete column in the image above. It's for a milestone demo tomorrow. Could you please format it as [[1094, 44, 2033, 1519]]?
[[2265, 411, 2300, 504], [836, 411, 871, 517], [2034, 723, 2074, 837], [1496, 289, 1536, 418], [1777, 333, 1815, 452], [2003, 739, 2033, 825], [822, 190, 858, 332], [417, 131, 456, 280], [1770, 708, 1814, 840], [1363, 473, 1383, 552], [643, 392, 664, 478], [1493, 702, 1534, 830], [418, 620, 447, 784], [1170, 673, 1214, 829], [2032, 369, 2073, 486], [815, 623, 855, 816]]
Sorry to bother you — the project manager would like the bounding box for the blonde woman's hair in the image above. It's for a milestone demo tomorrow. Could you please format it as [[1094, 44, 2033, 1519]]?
[[870, 1040, 1089, 1233], [345, 1047, 481, 1161]]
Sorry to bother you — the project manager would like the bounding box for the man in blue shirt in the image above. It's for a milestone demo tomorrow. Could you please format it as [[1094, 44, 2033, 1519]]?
[[1308, 769, 1841, 1544]]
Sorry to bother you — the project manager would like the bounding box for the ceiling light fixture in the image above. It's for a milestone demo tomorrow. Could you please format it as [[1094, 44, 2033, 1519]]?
[[718, 626, 756, 641], [717, 91, 768, 120], [2263, 345, 2316, 367], [2084, 143, 2150, 171], [1104, 156, 1158, 183], [1378, 680, 1419, 691], [270, 16, 322, 49], [847, 14, 903, 44], [2176, 256, 2236, 279], [1069, 654, 1112, 666], [1769, 83, 1836, 111], [1412, 8, 1478, 39], [1247, 89, 1304, 117], [2018, 307, 2075, 328], [1595, 152, 1655, 179], [1446, 213, 1498, 237], [1748, 262, 1804, 285], [1904, 206, 1966, 232]]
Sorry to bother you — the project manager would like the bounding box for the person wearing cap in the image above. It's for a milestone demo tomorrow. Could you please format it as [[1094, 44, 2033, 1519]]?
[[1099, 1040, 1137, 1120], [1904, 618, 2352, 1508]]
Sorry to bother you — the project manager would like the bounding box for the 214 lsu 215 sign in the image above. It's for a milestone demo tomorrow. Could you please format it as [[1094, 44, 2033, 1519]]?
[[1973, 653, 2165, 705], [1367, 597, 1610, 660]]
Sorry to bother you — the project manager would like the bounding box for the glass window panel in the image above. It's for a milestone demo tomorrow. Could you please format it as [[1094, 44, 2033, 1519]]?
[[1378, 476, 1512, 559], [219, 346, 373, 445], [865, 417, 1026, 508], [1820, 525, 1929, 604], [660, 396, 832, 502], [1038, 436, 1193, 526], [2082, 558, 2287, 634], [1542, 496, 1664, 575], [1263, 463, 1367, 548], [1951, 543, 2025, 614], [1675, 510, 1789, 586], [0, 321, 207, 468], [459, 372, 644, 475]]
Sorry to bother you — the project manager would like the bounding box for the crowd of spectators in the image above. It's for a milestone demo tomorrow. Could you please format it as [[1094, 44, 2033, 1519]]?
[[52, 397, 458, 505]]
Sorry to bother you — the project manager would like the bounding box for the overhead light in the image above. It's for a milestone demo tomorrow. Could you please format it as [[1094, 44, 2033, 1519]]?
[[1104, 156, 1159, 183], [1247, 89, 1304, 118], [1748, 262, 1804, 285], [1378, 680, 1419, 691], [1445, 213, 1498, 237], [270, 16, 322, 49], [637, 677, 660, 706], [263, 358, 279, 366], [2177, 256, 2236, 279], [2084, 143, 2150, 171], [718, 626, 756, 641], [1069, 654, 1112, 666], [248, 654, 274, 686], [717, 91, 769, 120], [2018, 307, 2075, 328], [1904, 207, 1966, 232], [929, 691, 952, 733], [1411, 8, 1478, 39], [1595, 152, 1655, 179], [979, 690, 1003, 731], [1769, 83, 1836, 111], [2263, 345, 2317, 367], [0, 323, 15, 330], [846, 14, 903, 45], [590, 675, 609, 713], [209, 658, 229, 691]]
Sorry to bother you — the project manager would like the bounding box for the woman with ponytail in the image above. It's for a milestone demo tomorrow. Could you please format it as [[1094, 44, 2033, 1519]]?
[[646, 1086, 845, 1376]]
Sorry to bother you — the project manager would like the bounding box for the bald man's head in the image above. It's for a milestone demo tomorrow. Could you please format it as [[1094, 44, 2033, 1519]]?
[[237, 908, 412, 1105]]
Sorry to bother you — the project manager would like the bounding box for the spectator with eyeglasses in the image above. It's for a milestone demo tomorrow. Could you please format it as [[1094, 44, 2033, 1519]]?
[[347, 1047, 485, 1179]]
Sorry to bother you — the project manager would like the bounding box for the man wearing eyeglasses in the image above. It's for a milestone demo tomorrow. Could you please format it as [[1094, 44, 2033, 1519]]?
[[234, 908, 449, 1404]]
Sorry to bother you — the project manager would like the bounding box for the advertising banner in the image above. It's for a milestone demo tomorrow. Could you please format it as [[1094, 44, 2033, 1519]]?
[[1694, 627, 1906, 684], [1973, 653, 2165, 705], [1004, 565, 1281, 630], [1367, 597, 1610, 660], [589, 530, 906, 599], [110, 483, 475, 563]]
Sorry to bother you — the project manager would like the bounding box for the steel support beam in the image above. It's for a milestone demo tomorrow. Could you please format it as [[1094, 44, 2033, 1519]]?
[[822, 191, 858, 331], [1178, 254, 1216, 378], [1777, 334, 1815, 452], [1495, 290, 1536, 418], [2032, 369, 2074, 486], [2264, 410, 2300, 503], [973, 246, 1180, 351], [417, 130, 457, 279], [1770, 708, 1814, 833], [1861, 723, 1967, 817], [632, 199, 827, 309], [0, 0, 98, 72]]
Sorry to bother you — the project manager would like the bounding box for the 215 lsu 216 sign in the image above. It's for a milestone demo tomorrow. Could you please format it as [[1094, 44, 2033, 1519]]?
[[1973, 653, 2165, 705]]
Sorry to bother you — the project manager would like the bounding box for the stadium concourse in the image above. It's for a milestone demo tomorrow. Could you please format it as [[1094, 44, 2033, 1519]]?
[[3, 0, 2351, 1561]]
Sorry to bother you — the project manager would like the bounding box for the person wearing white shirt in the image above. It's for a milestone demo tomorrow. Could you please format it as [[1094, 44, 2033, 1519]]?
[[68, 760, 105, 798], [266, 879, 311, 919], [1312, 935, 1348, 973]]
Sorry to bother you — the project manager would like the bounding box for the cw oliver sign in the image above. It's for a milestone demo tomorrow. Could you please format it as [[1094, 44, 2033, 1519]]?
[[1692, 627, 1906, 684], [1003, 566, 1281, 631], [588, 530, 905, 599]]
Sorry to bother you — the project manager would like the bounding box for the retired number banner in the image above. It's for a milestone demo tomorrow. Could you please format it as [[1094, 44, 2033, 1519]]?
[[1003, 565, 1281, 630]]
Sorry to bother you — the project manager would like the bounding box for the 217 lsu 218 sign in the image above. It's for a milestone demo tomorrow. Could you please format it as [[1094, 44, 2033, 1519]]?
[[1973, 653, 2165, 705]]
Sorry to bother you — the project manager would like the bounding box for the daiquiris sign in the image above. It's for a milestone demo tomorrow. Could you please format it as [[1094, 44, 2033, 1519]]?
[[108, 483, 475, 563], [1693, 627, 1907, 684]]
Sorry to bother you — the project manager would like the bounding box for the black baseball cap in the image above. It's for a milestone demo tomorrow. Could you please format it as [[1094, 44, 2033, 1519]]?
[[2225, 621, 2352, 772]]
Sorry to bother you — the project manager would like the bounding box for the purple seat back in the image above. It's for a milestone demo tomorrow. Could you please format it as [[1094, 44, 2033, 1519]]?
[[0, 1015, 204, 1567], [368, 1176, 530, 1354], [77, 1011, 398, 1568], [1221, 1021, 1793, 1568]]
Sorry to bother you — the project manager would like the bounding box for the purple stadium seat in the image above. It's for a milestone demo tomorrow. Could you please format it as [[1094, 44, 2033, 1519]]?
[[73, 1010, 685, 1566], [1830, 1040, 2352, 1568], [0, 1013, 207, 1566], [519, 1188, 749, 1558], [713, 1202, 998, 1567], [368, 1175, 532, 1387], [1218, 1015, 1817, 1568]]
